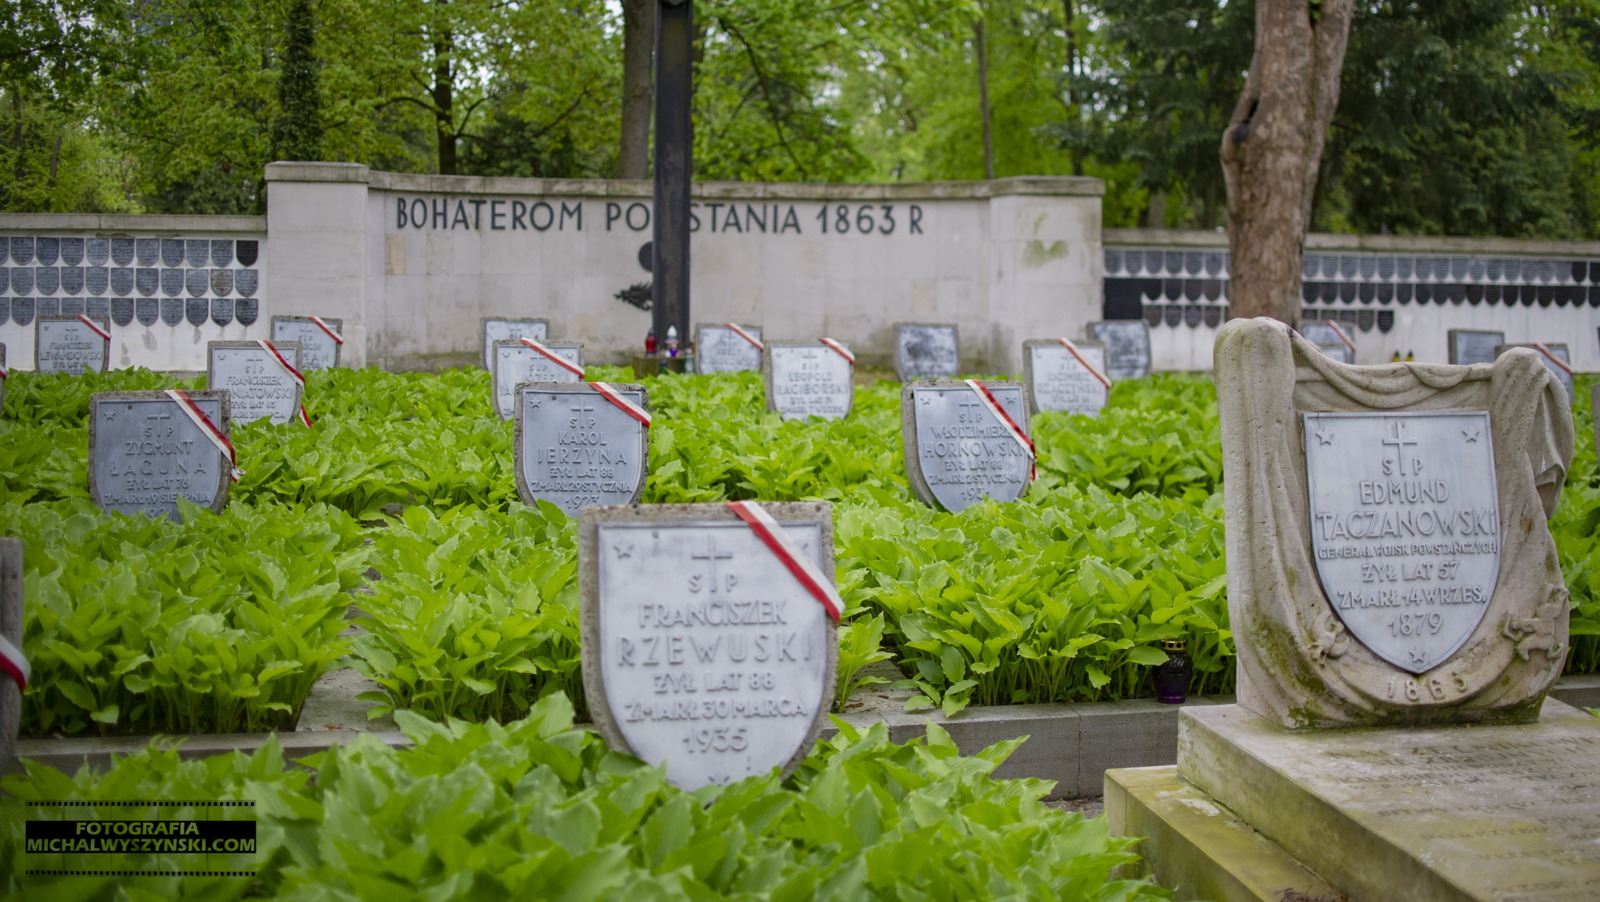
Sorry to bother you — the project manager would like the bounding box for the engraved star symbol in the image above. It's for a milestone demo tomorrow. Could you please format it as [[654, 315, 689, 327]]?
[[529, 399, 541, 410], [1315, 429, 1334, 445], [919, 394, 932, 407], [1463, 427, 1479, 443], [1409, 648, 1427, 665], [612, 541, 633, 559]]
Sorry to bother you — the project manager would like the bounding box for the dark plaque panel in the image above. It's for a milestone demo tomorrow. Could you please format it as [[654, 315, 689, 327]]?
[[136, 238, 159, 266], [185, 269, 209, 297], [9, 268, 32, 295], [235, 270, 258, 297], [160, 238, 184, 267], [60, 266, 84, 295], [160, 269, 183, 297], [35, 298, 58, 318], [185, 297, 208, 326], [59, 237, 83, 266], [210, 298, 233, 326], [210, 240, 233, 267], [87, 297, 110, 318], [110, 297, 134, 326], [209, 269, 233, 296], [134, 268, 157, 296], [10, 298, 31, 326], [185, 240, 209, 268], [86, 237, 109, 266], [59, 298, 84, 316], [236, 241, 259, 266], [9, 238, 32, 266], [34, 267, 58, 295], [160, 297, 183, 325], [86, 267, 108, 295], [111, 238, 135, 266], [136, 298, 158, 326], [234, 298, 259, 325], [35, 237, 59, 266]]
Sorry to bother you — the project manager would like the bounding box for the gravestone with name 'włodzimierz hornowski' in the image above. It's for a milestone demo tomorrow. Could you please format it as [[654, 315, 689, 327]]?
[[764, 341, 854, 421], [515, 382, 648, 516], [1448, 328, 1504, 365], [695, 323, 764, 374], [35, 314, 110, 374], [492, 339, 583, 420], [271, 316, 343, 370], [580, 502, 838, 791], [0, 537, 21, 767], [894, 323, 958, 383], [89, 390, 234, 518], [1497, 341, 1574, 401], [1022, 338, 1109, 416], [482, 317, 549, 370], [207, 341, 304, 425], [903, 381, 1032, 513], [1087, 320, 1152, 381]]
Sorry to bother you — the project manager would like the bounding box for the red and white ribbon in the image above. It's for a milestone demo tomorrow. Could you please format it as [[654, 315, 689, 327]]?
[[727, 501, 843, 622], [165, 389, 241, 482], [1531, 342, 1573, 375], [0, 365, 8, 381], [518, 337, 585, 379], [0, 633, 28, 693], [310, 316, 344, 345], [819, 337, 855, 364], [964, 379, 1036, 482], [76, 314, 110, 342], [1324, 320, 1357, 353], [258, 340, 313, 428], [1055, 337, 1110, 389], [591, 382, 651, 426], [725, 322, 764, 351]]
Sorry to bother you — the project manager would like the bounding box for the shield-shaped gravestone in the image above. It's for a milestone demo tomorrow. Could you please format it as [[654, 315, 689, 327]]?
[[160, 238, 183, 268], [695, 323, 764, 374], [492, 339, 581, 419], [210, 269, 233, 297], [1215, 319, 1575, 729], [59, 237, 82, 266], [135, 298, 158, 326], [11, 299, 33, 326], [1023, 338, 1110, 416], [236, 241, 259, 267], [9, 268, 30, 296], [135, 238, 158, 266], [1088, 320, 1153, 380], [33, 267, 57, 296], [9, 238, 32, 265], [482, 317, 549, 370], [185, 239, 209, 268], [160, 269, 183, 297], [160, 298, 183, 326], [111, 237, 134, 266], [210, 240, 233, 268], [86, 267, 107, 296], [59, 267, 83, 295], [894, 322, 959, 382], [235, 270, 258, 297], [515, 382, 649, 516], [270, 316, 343, 370], [903, 381, 1032, 512], [35, 315, 110, 374], [207, 341, 303, 425], [90, 390, 232, 518], [34, 238, 58, 266], [764, 341, 854, 420], [186, 298, 208, 326], [235, 299, 259, 326], [1449, 329, 1504, 365], [1496, 343, 1573, 401], [0, 538, 20, 768], [86, 237, 109, 266], [211, 298, 233, 326], [579, 502, 838, 790]]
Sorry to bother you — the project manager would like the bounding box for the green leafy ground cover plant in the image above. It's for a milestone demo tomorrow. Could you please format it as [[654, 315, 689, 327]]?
[[1, 695, 1171, 901]]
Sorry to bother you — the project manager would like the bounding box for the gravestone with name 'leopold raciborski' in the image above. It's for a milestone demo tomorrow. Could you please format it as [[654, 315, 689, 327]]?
[[765, 341, 854, 421]]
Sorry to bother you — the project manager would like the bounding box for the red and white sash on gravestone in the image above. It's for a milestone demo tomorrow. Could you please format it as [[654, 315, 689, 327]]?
[[1325, 320, 1357, 354], [726, 501, 843, 622], [726, 322, 764, 351], [1531, 342, 1573, 375], [0, 364, 8, 382], [964, 378, 1036, 482], [590, 382, 651, 426], [310, 316, 344, 345], [76, 314, 110, 342], [165, 389, 241, 482], [1055, 337, 1110, 389], [819, 337, 855, 364], [517, 337, 585, 378], [0, 633, 28, 693], [258, 340, 313, 427]]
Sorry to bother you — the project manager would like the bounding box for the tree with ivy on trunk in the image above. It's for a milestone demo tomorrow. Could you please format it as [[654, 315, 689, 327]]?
[[1221, 0, 1354, 324]]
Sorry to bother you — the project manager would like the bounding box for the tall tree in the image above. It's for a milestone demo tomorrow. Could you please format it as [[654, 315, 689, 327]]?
[[273, 0, 323, 162], [617, 0, 654, 179], [1220, 0, 1354, 323]]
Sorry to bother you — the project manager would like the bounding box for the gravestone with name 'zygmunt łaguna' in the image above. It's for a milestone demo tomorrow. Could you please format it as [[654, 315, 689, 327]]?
[[89, 390, 234, 519]]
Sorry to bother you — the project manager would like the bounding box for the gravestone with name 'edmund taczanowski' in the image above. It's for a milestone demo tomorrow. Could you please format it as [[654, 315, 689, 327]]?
[[271, 316, 344, 370], [88, 390, 235, 519], [492, 339, 583, 420], [1022, 338, 1109, 416], [695, 323, 764, 375], [764, 341, 854, 421], [903, 381, 1033, 513], [579, 502, 839, 790], [515, 382, 649, 516]]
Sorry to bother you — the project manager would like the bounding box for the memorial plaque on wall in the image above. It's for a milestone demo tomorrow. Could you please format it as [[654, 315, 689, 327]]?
[[0, 299, 9, 326], [235, 298, 259, 326], [134, 268, 156, 296], [764, 342, 854, 421], [111, 237, 134, 266], [60, 237, 83, 266], [135, 238, 157, 266], [185, 239, 209, 268], [160, 238, 183, 267], [160, 268, 183, 297], [695, 323, 764, 374], [210, 239, 233, 267], [185, 297, 208, 326], [160, 297, 183, 326], [493, 340, 582, 419], [36, 297, 59, 318], [210, 298, 234, 327], [1448, 329, 1504, 365], [237, 241, 259, 267], [235, 270, 258, 297], [136, 298, 159, 326], [9, 237, 32, 265], [87, 237, 109, 266], [86, 298, 109, 318], [109, 297, 134, 327], [894, 322, 959, 383], [60, 266, 83, 295], [1023, 339, 1110, 416], [902, 381, 1032, 512], [1087, 320, 1153, 380], [515, 383, 649, 516], [35, 315, 110, 374], [270, 316, 343, 370], [59, 298, 84, 317], [207, 341, 303, 425], [185, 269, 209, 298], [482, 317, 550, 370], [0, 536, 20, 767], [89, 390, 231, 518], [210, 269, 233, 297], [12, 298, 34, 327], [35, 237, 58, 266], [34, 266, 58, 296], [86, 266, 108, 296], [579, 502, 838, 790], [1496, 343, 1574, 400], [10, 268, 31, 296]]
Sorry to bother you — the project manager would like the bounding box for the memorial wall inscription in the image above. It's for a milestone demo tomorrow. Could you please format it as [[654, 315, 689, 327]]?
[[89, 390, 232, 518], [515, 383, 649, 516], [493, 339, 582, 419], [903, 381, 1032, 513], [764, 341, 854, 421]]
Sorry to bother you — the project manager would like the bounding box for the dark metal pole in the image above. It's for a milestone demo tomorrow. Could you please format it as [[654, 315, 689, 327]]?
[[652, 0, 692, 349]]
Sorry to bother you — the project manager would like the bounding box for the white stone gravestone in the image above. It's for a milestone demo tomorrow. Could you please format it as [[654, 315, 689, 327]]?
[[271, 316, 343, 370], [695, 322, 764, 374], [764, 341, 854, 420], [514, 382, 649, 516], [89, 390, 234, 518], [579, 502, 839, 790], [894, 323, 959, 383], [1448, 328, 1504, 365], [492, 339, 582, 419], [1497, 342, 1574, 402], [903, 381, 1032, 512], [1022, 338, 1109, 416], [1087, 320, 1152, 380], [207, 341, 304, 425], [35, 314, 110, 374], [482, 317, 549, 370]]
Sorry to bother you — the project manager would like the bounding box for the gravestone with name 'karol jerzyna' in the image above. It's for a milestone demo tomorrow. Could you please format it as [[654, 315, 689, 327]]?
[[89, 390, 233, 519], [271, 316, 343, 370], [515, 382, 648, 516], [493, 339, 582, 419], [207, 341, 303, 425], [765, 341, 854, 421], [579, 502, 838, 790], [894, 323, 959, 383], [903, 381, 1031, 513], [1022, 339, 1108, 416], [695, 323, 764, 374], [482, 317, 549, 370], [35, 315, 110, 374]]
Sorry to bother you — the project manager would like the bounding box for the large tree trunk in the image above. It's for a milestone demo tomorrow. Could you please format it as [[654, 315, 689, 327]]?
[[617, 0, 654, 180], [976, 14, 994, 180], [432, 32, 456, 175], [1220, 0, 1353, 324]]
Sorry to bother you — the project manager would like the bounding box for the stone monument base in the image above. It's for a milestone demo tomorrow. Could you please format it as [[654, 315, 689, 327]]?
[[1106, 699, 1600, 902]]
